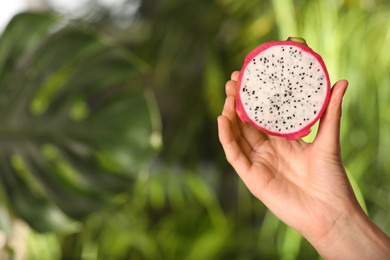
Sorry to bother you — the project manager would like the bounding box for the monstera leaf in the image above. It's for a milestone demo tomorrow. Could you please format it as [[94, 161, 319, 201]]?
[[0, 12, 161, 233]]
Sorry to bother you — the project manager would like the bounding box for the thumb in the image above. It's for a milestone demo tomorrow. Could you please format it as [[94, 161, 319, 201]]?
[[314, 80, 348, 153]]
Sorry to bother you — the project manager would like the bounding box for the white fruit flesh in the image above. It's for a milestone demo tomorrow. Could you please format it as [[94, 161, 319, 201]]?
[[240, 44, 328, 135]]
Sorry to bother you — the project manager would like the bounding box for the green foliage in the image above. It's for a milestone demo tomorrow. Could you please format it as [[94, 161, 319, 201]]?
[[1, 0, 390, 259], [0, 11, 160, 236]]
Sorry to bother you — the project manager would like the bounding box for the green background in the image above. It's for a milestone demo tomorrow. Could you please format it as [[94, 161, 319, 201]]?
[[0, 0, 390, 259]]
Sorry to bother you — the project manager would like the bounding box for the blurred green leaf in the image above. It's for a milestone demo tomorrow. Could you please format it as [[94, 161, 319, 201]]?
[[271, 0, 297, 38], [185, 228, 230, 260], [27, 230, 61, 260], [0, 11, 160, 233], [279, 227, 302, 260], [203, 51, 225, 118]]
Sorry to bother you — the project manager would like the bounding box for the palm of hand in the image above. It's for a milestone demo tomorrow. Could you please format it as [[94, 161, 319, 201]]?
[[218, 71, 354, 238]]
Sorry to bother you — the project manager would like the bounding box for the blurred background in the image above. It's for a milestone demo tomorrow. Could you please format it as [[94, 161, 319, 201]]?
[[1, 0, 390, 259]]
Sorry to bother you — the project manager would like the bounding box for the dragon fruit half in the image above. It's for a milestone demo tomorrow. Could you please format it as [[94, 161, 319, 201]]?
[[236, 37, 331, 140]]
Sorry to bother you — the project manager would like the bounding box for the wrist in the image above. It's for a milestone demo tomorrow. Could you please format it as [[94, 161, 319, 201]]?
[[309, 206, 390, 259]]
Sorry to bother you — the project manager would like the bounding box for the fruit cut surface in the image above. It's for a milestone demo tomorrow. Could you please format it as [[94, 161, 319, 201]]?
[[236, 39, 331, 139]]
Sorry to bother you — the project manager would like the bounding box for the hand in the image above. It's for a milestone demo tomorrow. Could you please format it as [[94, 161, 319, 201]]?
[[218, 71, 353, 238], [218, 71, 390, 259]]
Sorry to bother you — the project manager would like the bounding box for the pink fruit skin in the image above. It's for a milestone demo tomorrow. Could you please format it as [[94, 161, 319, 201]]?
[[236, 40, 331, 140]]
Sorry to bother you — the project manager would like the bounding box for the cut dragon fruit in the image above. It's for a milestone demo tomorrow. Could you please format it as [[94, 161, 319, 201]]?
[[236, 37, 331, 140]]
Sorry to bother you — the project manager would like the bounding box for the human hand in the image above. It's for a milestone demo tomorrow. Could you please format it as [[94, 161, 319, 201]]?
[[218, 71, 390, 258]]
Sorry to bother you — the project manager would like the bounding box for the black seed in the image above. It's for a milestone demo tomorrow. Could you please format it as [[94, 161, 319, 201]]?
[[314, 110, 317, 114]]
